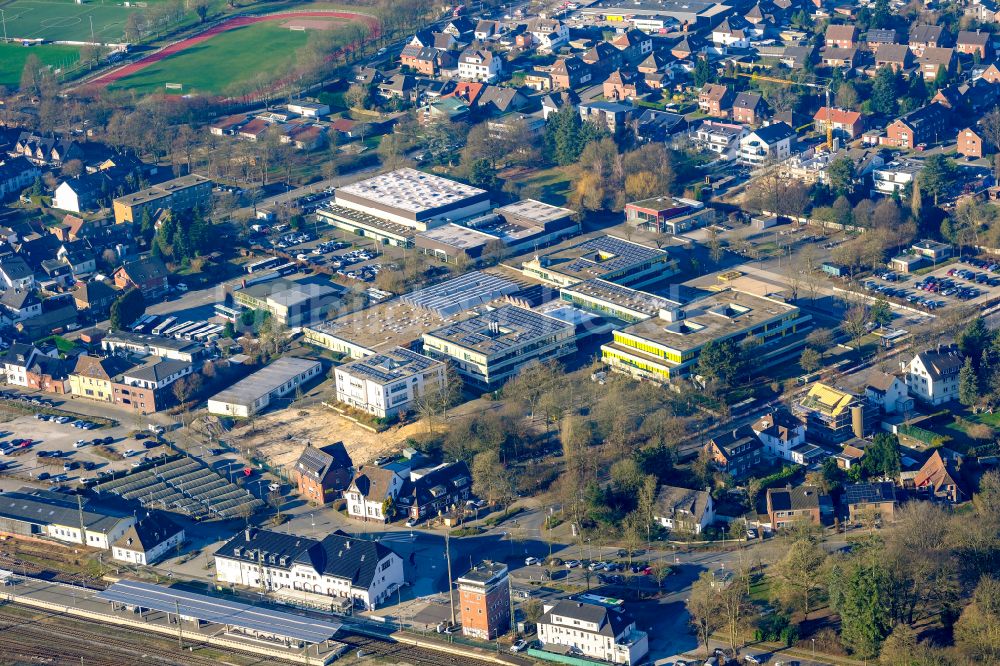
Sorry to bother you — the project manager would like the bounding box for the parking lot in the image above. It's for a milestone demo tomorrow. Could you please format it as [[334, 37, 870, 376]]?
[[0, 410, 164, 492], [253, 225, 389, 283], [862, 257, 1000, 312]]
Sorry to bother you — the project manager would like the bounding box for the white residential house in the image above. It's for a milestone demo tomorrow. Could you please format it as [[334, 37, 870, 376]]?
[[334, 347, 444, 419], [0, 157, 40, 202], [0, 256, 35, 291], [344, 466, 405, 522], [865, 371, 913, 414], [526, 18, 569, 51], [738, 122, 796, 166], [457, 49, 503, 82], [1, 342, 44, 387], [711, 18, 754, 48], [214, 527, 404, 610], [652, 486, 715, 535], [751, 410, 807, 462], [872, 160, 922, 196], [538, 600, 649, 666], [692, 120, 748, 160], [111, 515, 185, 565], [902, 346, 963, 405]]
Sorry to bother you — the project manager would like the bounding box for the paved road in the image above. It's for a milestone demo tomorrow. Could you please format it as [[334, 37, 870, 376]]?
[[232, 166, 380, 220]]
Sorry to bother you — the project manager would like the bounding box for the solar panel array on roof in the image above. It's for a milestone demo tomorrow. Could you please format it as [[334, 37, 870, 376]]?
[[339, 346, 440, 385], [425, 304, 574, 355], [96, 580, 342, 644], [844, 482, 896, 505], [401, 270, 521, 316]]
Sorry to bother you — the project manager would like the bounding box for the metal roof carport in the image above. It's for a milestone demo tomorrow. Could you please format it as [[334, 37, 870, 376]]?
[[96, 579, 342, 645]]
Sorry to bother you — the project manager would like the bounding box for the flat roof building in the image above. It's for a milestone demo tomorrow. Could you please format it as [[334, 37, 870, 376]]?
[[624, 196, 716, 234], [522, 235, 676, 289], [233, 279, 341, 327], [335, 347, 445, 419], [101, 331, 204, 362], [112, 174, 212, 224], [560, 278, 682, 324], [304, 300, 446, 358], [458, 561, 511, 640], [415, 223, 499, 264], [579, 0, 730, 30], [602, 289, 810, 383], [422, 304, 577, 389], [402, 271, 522, 317], [208, 357, 322, 418], [333, 168, 491, 231], [316, 204, 418, 248]]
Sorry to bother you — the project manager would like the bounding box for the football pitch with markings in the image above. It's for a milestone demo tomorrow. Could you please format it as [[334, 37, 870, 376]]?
[[0, 0, 142, 43]]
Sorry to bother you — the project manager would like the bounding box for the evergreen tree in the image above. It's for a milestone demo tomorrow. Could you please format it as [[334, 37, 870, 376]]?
[[871, 66, 898, 116], [830, 558, 895, 658], [693, 56, 714, 87], [933, 65, 949, 90], [910, 179, 923, 221], [109, 288, 146, 331], [960, 356, 981, 408], [543, 105, 607, 166]]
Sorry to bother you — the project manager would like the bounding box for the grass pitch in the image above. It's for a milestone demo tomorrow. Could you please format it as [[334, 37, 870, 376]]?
[[0, 42, 80, 87], [0, 0, 144, 43], [108, 22, 312, 95]]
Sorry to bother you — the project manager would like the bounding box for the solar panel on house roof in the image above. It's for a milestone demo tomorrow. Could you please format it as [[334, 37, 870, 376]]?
[[96, 580, 342, 644]]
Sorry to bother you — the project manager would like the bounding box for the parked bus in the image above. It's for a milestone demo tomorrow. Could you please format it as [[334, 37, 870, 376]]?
[[246, 257, 281, 274], [162, 320, 193, 337], [151, 317, 176, 336], [214, 305, 241, 322], [194, 325, 223, 341], [130, 314, 156, 332], [170, 322, 202, 339]]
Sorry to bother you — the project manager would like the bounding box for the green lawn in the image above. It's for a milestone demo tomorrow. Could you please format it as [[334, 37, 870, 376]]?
[[0, 43, 80, 88], [110, 22, 312, 95], [0, 0, 143, 43], [507, 166, 573, 205]]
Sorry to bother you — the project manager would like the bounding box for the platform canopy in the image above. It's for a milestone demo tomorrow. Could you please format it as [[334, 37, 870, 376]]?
[[97, 579, 342, 644]]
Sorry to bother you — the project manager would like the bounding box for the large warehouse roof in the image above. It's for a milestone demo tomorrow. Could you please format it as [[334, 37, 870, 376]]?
[[336, 167, 487, 215], [97, 580, 342, 644]]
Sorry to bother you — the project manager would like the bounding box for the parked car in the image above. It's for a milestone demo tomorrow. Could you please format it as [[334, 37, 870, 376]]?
[[510, 639, 528, 653], [525, 557, 540, 566]]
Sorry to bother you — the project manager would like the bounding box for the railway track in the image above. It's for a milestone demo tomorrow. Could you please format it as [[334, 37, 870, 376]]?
[[0, 607, 266, 666], [0, 549, 107, 589], [342, 631, 516, 666]]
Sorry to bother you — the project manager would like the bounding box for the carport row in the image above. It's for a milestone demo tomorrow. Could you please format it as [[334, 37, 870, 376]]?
[[97, 579, 343, 649]]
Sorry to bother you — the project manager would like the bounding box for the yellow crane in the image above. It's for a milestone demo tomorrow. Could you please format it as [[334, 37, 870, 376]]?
[[736, 72, 835, 150]]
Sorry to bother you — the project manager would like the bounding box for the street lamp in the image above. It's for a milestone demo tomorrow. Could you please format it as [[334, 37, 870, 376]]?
[[812, 638, 816, 661]]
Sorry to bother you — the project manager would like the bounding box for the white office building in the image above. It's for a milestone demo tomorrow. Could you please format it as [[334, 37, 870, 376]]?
[[335, 347, 445, 419]]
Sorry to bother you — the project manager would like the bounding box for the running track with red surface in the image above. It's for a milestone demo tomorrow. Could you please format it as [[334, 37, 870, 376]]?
[[89, 11, 379, 86]]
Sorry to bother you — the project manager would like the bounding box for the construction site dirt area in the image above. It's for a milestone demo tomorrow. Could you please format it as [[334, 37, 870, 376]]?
[[236, 405, 430, 471]]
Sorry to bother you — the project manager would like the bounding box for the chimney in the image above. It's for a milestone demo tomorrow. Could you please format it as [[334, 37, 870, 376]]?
[[245, 528, 254, 541]]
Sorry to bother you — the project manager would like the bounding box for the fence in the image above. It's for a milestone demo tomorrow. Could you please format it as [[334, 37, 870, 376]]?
[[898, 423, 942, 445]]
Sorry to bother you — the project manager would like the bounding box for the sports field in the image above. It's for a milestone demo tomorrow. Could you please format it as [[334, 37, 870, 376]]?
[[0, 42, 80, 87], [0, 0, 144, 43], [107, 21, 313, 94]]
